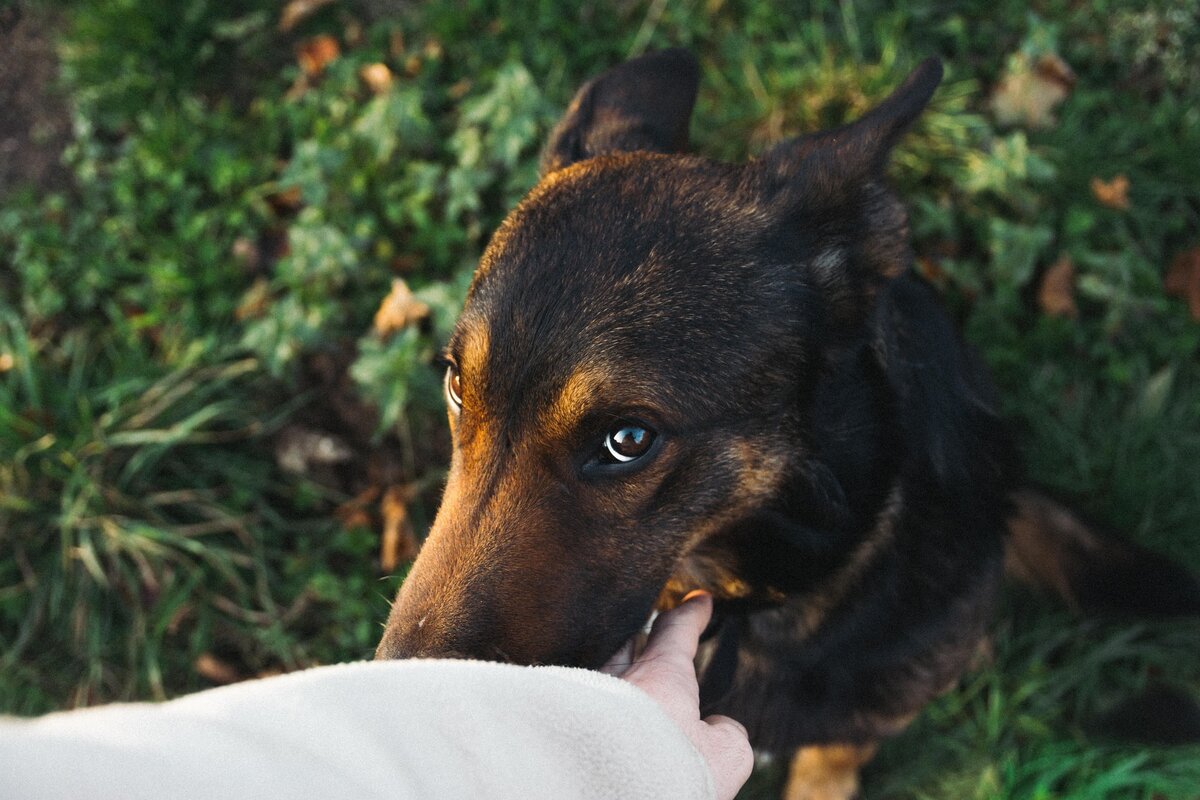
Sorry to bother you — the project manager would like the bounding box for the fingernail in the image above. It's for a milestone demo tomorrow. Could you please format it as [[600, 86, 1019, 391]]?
[[682, 589, 711, 603]]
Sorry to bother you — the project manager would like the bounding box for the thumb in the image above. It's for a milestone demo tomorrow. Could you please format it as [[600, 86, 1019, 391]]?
[[697, 714, 754, 800]]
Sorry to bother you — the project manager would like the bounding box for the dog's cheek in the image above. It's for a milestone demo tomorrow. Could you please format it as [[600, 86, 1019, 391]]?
[[657, 435, 793, 604]]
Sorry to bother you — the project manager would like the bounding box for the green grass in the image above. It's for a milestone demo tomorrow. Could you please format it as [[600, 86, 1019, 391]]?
[[1, 0, 1197, 796]]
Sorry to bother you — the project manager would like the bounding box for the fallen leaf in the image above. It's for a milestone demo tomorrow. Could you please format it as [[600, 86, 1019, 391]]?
[[373, 278, 430, 337], [388, 28, 406, 59], [1090, 174, 1130, 211], [166, 602, 193, 635], [278, 0, 335, 32], [359, 62, 393, 95], [285, 74, 311, 102], [1038, 255, 1078, 318], [380, 484, 419, 572], [0, 352, 13, 373], [266, 186, 303, 216], [336, 485, 381, 531], [296, 34, 340, 77], [235, 276, 272, 321], [915, 255, 945, 284], [1165, 247, 1200, 321], [990, 52, 1075, 129], [195, 652, 242, 685], [390, 253, 422, 275]]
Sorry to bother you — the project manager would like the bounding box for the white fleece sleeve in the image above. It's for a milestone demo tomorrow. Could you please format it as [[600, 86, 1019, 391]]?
[[0, 659, 716, 800]]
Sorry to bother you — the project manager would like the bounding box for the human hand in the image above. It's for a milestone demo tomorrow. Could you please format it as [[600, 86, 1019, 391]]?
[[603, 592, 753, 800]]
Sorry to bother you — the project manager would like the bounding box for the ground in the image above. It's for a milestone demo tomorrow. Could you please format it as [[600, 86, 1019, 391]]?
[[0, 1, 1197, 798]]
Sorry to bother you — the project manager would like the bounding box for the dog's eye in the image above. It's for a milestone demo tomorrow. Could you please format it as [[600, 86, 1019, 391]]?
[[602, 423, 655, 464], [445, 366, 463, 411]]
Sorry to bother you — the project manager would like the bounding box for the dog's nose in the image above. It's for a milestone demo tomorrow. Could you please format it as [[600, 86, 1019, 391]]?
[[375, 603, 500, 662], [375, 610, 446, 660], [373, 616, 424, 660]]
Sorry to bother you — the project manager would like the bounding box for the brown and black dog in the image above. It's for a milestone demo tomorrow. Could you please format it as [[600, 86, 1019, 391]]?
[[376, 50, 1200, 798]]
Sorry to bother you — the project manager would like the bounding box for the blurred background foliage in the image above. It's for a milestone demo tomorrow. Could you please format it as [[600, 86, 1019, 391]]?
[[0, 0, 1197, 797]]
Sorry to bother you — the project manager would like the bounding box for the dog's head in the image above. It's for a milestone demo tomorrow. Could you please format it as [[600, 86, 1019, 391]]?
[[376, 50, 942, 666]]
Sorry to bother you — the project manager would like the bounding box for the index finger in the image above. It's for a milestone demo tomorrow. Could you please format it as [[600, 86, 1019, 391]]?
[[641, 591, 712, 666]]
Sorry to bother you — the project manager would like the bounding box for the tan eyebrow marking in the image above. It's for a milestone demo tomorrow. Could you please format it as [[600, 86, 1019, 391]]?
[[456, 325, 490, 379], [541, 364, 614, 440], [448, 324, 490, 438]]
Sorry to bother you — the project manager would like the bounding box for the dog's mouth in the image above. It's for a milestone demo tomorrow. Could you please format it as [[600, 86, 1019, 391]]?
[[601, 588, 732, 686]]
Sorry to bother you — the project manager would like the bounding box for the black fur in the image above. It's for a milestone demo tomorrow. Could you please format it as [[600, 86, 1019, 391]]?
[[377, 50, 1200, 768], [698, 272, 1018, 750]]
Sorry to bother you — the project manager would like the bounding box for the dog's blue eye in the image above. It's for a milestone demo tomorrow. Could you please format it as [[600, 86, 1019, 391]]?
[[604, 424, 654, 463]]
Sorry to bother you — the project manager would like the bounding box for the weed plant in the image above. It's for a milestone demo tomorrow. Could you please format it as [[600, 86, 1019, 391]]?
[[1, 1, 1197, 796]]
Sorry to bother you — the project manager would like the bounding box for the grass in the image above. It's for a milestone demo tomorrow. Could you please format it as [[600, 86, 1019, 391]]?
[[1, 0, 1197, 796]]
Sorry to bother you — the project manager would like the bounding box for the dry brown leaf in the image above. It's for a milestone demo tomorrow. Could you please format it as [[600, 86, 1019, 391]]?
[[447, 78, 473, 100], [380, 485, 419, 572], [1165, 247, 1200, 321], [390, 253, 422, 275], [195, 652, 242, 685], [266, 186, 303, 216], [166, 602, 192, 635], [296, 34, 340, 77], [1038, 255, 1078, 318], [285, 74, 311, 102], [0, 352, 13, 373], [373, 278, 430, 337], [915, 255, 945, 284], [235, 277, 272, 321], [990, 52, 1076, 129], [336, 485, 381, 531], [359, 63, 394, 95], [388, 29, 406, 59], [343, 17, 363, 46], [278, 0, 335, 32], [1090, 174, 1130, 211]]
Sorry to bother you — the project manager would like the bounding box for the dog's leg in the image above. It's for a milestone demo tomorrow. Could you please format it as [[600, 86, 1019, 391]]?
[[781, 743, 878, 800]]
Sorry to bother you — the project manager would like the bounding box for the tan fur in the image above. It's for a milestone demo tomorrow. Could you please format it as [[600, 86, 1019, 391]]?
[[451, 326, 490, 416], [658, 437, 793, 607], [797, 484, 903, 635], [1004, 487, 1099, 610], [783, 743, 879, 800], [542, 365, 613, 439]]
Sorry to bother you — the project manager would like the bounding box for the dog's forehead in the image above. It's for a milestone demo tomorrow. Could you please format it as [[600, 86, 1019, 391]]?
[[453, 155, 805, 423], [470, 154, 777, 325]]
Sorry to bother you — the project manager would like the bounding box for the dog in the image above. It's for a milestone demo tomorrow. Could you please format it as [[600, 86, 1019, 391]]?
[[375, 50, 1200, 799]]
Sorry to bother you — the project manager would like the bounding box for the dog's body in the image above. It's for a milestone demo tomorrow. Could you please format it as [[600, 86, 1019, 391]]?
[[376, 51, 1200, 798]]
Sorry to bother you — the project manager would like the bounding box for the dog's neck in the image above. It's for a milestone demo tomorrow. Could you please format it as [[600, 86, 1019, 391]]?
[[663, 323, 904, 613]]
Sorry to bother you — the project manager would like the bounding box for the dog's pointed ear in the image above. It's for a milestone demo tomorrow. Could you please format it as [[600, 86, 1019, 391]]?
[[757, 59, 943, 325], [541, 48, 700, 175], [762, 58, 943, 201]]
